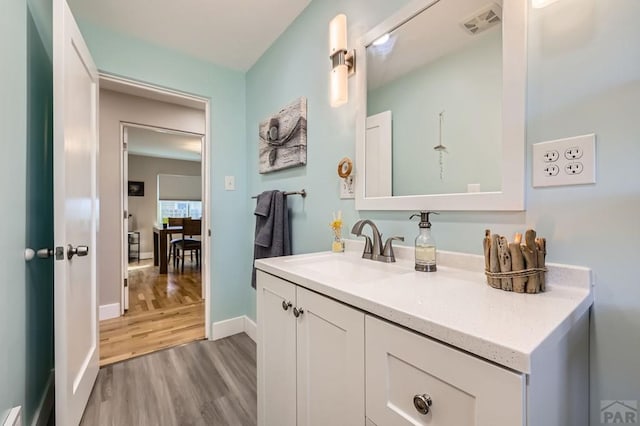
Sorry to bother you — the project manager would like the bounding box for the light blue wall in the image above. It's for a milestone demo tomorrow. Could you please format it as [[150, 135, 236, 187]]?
[[0, 0, 27, 421], [368, 30, 502, 195], [246, 0, 640, 423], [77, 23, 250, 322], [245, 0, 414, 319]]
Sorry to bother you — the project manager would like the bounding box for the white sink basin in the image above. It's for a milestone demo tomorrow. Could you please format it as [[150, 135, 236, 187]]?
[[283, 253, 412, 284]]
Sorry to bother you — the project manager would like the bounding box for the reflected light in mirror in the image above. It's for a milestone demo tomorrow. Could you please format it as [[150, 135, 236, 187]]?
[[372, 34, 390, 46]]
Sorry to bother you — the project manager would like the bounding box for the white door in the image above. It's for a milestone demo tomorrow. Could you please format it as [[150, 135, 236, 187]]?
[[296, 287, 365, 426], [122, 126, 129, 312], [365, 111, 392, 197], [256, 271, 297, 426], [53, 0, 100, 424]]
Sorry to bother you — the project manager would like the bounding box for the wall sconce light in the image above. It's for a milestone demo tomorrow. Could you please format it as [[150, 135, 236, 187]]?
[[329, 14, 356, 108]]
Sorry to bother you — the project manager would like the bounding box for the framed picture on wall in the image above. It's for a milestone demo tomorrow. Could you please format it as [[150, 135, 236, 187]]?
[[258, 97, 307, 173], [128, 181, 144, 196]]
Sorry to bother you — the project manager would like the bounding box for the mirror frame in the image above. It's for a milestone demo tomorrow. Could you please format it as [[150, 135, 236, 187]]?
[[355, 0, 527, 211]]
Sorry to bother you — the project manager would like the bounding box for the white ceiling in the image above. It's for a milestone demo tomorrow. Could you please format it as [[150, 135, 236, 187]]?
[[67, 0, 311, 71], [127, 126, 202, 162]]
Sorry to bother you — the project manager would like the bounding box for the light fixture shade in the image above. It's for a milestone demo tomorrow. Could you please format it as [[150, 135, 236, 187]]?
[[330, 64, 348, 107], [329, 14, 347, 55]]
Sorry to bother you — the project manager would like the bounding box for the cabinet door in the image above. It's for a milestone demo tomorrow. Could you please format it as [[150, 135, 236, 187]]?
[[257, 271, 297, 426], [296, 287, 365, 426], [366, 316, 524, 426]]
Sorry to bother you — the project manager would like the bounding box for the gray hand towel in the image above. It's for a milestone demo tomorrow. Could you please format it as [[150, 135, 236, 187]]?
[[252, 190, 291, 288], [254, 191, 275, 248]]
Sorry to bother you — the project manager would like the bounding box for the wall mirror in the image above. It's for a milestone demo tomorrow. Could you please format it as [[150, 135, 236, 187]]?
[[355, 0, 526, 211]]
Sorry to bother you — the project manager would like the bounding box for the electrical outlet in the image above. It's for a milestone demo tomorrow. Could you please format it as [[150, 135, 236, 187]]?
[[543, 150, 559, 162], [564, 146, 583, 160], [532, 134, 596, 187], [565, 162, 584, 174], [340, 175, 355, 199], [544, 165, 559, 176]]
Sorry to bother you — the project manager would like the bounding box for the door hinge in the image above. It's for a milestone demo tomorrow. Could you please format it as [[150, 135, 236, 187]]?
[[124, 278, 128, 288], [208, 229, 212, 237], [123, 141, 128, 150], [124, 210, 128, 219]]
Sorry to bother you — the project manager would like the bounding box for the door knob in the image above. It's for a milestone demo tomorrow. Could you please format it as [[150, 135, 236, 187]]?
[[25, 248, 54, 261], [293, 307, 304, 318], [282, 301, 292, 311], [67, 244, 89, 260], [413, 394, 432, 415]]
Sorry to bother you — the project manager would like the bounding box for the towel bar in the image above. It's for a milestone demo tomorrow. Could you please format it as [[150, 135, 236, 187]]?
[[251, 189, 306, 199]]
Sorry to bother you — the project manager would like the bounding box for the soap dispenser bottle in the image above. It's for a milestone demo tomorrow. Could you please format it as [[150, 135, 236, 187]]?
[[410, 211, 439, 272]]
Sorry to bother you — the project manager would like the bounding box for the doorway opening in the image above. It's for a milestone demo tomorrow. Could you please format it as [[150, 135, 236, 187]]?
[[97, 74, 211, 366]]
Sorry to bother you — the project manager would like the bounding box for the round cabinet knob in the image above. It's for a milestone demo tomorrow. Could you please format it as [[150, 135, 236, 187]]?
[[413, 394, 432, 415], [282, 300, 292, 311], [293, 307, 304, 318]]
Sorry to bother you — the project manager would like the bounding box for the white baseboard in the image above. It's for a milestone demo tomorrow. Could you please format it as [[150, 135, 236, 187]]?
[[140, 252, 153, 260], [31, 370, 54, 426], [3, 406, 22, 426], [99, 303, 121, 321], [244, 316, 256, 342], [211, 315, 256, 342]]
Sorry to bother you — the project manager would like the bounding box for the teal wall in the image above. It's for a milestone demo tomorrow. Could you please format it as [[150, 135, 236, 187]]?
[[245, 0, 413, 319], [25, 0, 55, 423], [368, 30, 502, 195], [246, 0, 640, 423], [0, 0, 28, 422], [77, 23, 250, 322]]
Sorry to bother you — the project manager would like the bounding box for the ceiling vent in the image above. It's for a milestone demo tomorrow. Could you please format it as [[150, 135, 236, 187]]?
[[461, 3, 502, 35]]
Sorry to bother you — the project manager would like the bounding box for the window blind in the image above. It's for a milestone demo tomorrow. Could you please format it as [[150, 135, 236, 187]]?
[[157, 174, 201, 201]]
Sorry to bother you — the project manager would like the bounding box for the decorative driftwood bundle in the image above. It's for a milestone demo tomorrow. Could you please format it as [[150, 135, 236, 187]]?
[[483, 229, 547, 293]]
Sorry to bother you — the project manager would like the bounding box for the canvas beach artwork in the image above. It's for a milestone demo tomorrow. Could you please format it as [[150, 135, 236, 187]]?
[[258, 97, 307, 173]]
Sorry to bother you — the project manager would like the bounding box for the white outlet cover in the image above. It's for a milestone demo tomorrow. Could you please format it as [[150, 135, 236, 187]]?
[[224, 175, 235, 191], [340, 175, 355, 199], [532, 134, 596, 188]]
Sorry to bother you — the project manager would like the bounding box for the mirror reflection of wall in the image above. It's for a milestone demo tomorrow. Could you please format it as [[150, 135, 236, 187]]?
[[365, 0, 503, 197]]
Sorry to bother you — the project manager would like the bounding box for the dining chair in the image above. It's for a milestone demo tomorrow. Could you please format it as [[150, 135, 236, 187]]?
[[174, 218, 201, 273], [167, 217, 184, 263]]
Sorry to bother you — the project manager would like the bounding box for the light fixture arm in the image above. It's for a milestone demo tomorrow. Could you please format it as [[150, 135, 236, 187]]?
[[330, 49, 356, 76]]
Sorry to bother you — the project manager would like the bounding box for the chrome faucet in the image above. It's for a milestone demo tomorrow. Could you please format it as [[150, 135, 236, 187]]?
[[351, 219, 404, 263]]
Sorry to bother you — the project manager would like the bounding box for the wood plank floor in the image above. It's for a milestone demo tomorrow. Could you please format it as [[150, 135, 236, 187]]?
[[100, 302, 205, 366], [82, 334, 257, 426], [99, 259, 204, 366], [127, 259, 202, 315]]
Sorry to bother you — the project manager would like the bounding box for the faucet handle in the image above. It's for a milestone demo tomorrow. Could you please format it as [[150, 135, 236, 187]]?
[[382, 236, 405, 262], [360, 236, 374, 259]]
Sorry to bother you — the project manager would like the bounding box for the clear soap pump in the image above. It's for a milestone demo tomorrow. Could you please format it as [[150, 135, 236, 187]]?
[[410, 211, 439, 272]]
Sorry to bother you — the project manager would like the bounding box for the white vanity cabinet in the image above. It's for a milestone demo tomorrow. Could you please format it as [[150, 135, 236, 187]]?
[[366, 316, 524, 426], [256, 270, 365, 426], [255, 249, 592, 426]]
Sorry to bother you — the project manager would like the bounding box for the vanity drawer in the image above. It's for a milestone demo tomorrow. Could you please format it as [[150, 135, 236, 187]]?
[[365, 316, 524, 426]]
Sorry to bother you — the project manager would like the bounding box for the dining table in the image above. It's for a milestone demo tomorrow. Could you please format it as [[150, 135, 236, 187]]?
[[153, 225, 182, 274]]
